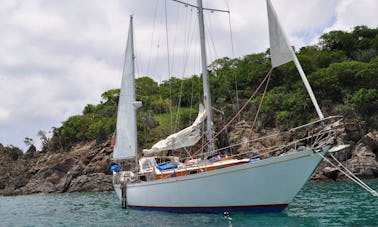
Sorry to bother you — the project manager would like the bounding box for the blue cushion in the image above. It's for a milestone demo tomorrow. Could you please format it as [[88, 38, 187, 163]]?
[[156, 162, 178, 171]]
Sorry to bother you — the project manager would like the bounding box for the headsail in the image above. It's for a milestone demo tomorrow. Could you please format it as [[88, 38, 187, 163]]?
[[266, 0, 324, 120], [143, 104, 206, 156], [114, 16, 142, 161], [267, 0, 294, 68]]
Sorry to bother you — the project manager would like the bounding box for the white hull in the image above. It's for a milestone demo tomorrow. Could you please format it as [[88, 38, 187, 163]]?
[[114, 146, 330, 212]]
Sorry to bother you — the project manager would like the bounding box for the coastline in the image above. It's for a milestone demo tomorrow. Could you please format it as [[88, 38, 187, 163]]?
[[1, 120, 377, 196]]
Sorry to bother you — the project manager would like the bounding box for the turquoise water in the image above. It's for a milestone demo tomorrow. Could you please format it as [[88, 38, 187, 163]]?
[[1, 179, 377, 226]]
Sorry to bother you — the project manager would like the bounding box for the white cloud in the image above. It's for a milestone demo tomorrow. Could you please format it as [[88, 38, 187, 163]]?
[[0, 0, 376, 150], [325, 0, 378, 32]]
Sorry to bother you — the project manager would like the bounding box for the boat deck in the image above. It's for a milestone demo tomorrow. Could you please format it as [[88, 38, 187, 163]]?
[[144, 158, 251, 181]]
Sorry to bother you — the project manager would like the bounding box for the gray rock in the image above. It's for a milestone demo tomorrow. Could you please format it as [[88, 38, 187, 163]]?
[[346, 132, 378, 178], [67, 173, 113, 193]]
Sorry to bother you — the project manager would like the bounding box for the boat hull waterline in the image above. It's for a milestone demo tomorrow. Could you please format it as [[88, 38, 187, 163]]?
[[114, 147, 329, 213]]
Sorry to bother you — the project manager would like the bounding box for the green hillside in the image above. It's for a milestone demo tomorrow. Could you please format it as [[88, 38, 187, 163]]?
[[46, 25, 378, 152]]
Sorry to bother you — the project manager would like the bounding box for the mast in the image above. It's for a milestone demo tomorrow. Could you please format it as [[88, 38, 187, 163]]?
[[171, 0, 228, 152], [197, 0, 215, 151], [129, 16, 140, 171]]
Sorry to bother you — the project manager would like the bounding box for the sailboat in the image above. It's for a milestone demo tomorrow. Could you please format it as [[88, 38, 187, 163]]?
[[111, 0, 344, 213]]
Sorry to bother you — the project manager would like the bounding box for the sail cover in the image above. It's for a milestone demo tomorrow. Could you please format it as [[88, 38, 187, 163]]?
[[143, 104, 206, 156], [267, 0, 294, 68], [114, 16, 142, 161]]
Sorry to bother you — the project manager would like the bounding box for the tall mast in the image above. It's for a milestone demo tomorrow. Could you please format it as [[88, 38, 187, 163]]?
[[197, 0, 214, 151], [130, 16, 139, 171]]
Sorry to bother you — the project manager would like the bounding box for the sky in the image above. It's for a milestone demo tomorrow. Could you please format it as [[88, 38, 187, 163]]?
[[0, 0, 377, 150]]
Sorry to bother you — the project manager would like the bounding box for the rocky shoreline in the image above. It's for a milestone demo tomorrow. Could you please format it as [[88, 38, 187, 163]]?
[[0, 141, 114, 196], [311, 120, 378, 182], [1, 119, 377, 196]]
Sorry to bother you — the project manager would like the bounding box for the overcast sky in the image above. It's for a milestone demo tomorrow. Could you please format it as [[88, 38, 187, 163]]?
[[1, 0, 377, 150]]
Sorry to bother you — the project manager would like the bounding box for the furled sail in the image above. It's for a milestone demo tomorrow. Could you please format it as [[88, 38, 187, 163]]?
[[267, 0, 294, 68], [143, 104, 207, 156], [114, 16, 142, 161]]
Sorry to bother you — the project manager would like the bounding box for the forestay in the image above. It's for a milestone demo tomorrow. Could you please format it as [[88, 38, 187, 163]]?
[[143, 104, 206, 156]]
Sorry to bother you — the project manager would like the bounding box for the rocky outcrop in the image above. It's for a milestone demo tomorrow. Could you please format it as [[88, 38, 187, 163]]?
[[345, 132, 378, 177], [0, 141, 114, 196], [67, 173, 113, 193], [311, 131, 378, 181], [0, 144, 26, 194], [228, 120, 283, 159]]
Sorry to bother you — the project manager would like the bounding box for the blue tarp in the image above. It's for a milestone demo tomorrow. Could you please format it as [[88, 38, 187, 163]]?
[[156, 162, 178, 171], [110, 164, 120, 172]]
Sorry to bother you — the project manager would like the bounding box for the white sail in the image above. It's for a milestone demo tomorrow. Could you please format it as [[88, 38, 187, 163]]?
[[143, 104, 206, 156], [266, 0, 324, 119], [114, 16, 142, 161], [267, 0, 294, 68]]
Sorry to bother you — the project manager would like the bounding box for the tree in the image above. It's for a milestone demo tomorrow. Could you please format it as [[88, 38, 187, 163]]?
[[3, 145, 23, 160], [101, 89, 120, 106], [38, 130, 49, 150], [308, 61, 368, 102], [319, 30, 356, 57], [351, 88, 378, 128], [24, 137, 34, 147], [135, 77, 159, 109]]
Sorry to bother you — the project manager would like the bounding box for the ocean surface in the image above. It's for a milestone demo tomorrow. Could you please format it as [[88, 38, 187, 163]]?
[[1, 179, 377, 227]]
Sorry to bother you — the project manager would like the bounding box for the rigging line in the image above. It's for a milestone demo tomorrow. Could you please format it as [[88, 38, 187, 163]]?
[[226, 1, 234, 57], [249, 69, 272, 137], [157, 3, 166, 80], [203, 3, 218, 61], [164, 0, 173, 134], [147, 0, 159, 75], [181, 16, 196, 75], [171, 0, 229, 13], [172, 4, 182, 132], [185, 10, 197, 124], [189, 77, 194, 124], [170, 2, 181, 77], [328, 152, 378, 196], [179, 12, 198, 87], [172, 3, 192, 131], [317, 152, 378, 197], [207, 20, 218, 61], [176, 5, 195, 131], [181, 2, 192, 76], [193, 68, 274, 156], [153, 4, 164, 82], [182, 10, 197, 77], [174, 80, 185, 132], [227, 7, 240, 117]]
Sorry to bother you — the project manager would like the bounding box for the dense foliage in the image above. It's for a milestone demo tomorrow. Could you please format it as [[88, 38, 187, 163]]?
[[46, 25, 377, 151], [0, 145, 24, 161]]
